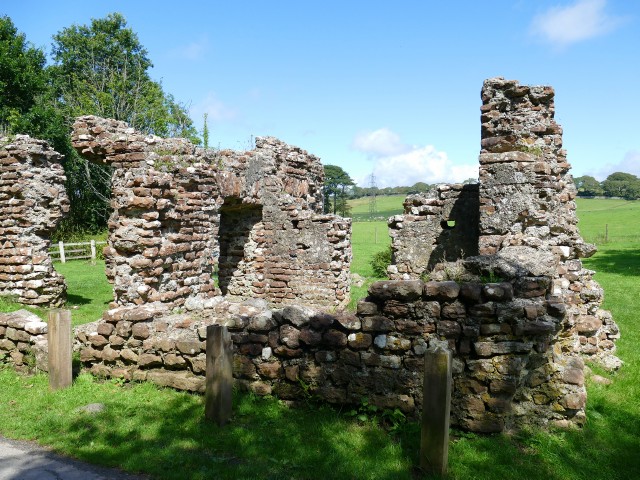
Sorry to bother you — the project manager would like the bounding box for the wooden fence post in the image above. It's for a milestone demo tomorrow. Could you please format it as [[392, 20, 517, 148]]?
[[48, 309, 72, 390], [420, 346, 452, 476], [58, 241, 66, 263], [205, 325, 233, 426], [90, 240, 96, 265]]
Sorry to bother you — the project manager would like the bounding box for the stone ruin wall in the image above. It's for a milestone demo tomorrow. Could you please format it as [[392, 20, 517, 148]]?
[[476, 78, 618, 364], [74, 271, 584, 432], [388, 184, 479, 279], [0, 136, 68, 306], [0, 78, 621, 434], [389, 78, 618, 366], [68, 79, 619, 432], [71, 116, 351, 310]]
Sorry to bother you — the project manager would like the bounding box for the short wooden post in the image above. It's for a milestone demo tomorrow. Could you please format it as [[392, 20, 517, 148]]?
[[90, 240, 96, 265], [58, 241, 66, 263], [205, 325, 233, 426], [420, 346, 452, 476], [48, 309, 72, 390], [605, 224, 609, 243]]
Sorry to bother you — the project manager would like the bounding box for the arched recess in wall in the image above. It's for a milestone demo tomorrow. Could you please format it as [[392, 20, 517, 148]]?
[[217, 197, 264, 297]]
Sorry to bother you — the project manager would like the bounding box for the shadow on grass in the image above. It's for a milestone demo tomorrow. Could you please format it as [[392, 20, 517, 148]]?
[[583, 248, 640, 277], [52, 389, 416, 480], [440, 389, 640, 480], [65, 293, 93, 306]]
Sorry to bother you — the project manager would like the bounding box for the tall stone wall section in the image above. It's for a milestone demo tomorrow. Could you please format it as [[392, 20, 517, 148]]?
[[477, 78, 618, 365], [0, 136, 68, 306], [388, 184, 479, 280], [71, 116, 350, 310]]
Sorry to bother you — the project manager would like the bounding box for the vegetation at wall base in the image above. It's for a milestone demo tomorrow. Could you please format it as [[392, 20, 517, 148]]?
[[0, 198, 638, 478]]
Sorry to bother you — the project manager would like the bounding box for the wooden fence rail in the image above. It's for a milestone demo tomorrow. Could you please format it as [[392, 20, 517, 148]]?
[[49, 240, 107, 264]]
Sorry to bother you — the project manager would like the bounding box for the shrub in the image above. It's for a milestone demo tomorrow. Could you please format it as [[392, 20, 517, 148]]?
[[370, 245, 392, 278]]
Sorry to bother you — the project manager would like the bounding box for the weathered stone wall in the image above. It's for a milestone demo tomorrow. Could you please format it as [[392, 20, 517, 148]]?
[[388, 184, 479, 279], [0, 136, 68, 306], [387, 78, 618, 367], [71, 116, 350, 309], [476, 77, 618, 366], [0, 310, 48, 370], [76, 272, 586, 431]]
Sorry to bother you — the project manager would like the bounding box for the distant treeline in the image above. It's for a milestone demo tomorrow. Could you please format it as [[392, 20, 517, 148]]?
[[575, 173, 640, 200], [352, 179, 477, 198]]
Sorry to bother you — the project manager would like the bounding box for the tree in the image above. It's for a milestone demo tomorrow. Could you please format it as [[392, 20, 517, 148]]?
[[0, 16, 48, 130], [601, 172, 640, 199], [574, 175, 603, 197], [45, 13, 201, 235], [50, 13, 198, 141], [323, 165, 355, 216]]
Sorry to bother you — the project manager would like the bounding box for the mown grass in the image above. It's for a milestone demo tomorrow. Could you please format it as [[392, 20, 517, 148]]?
[[0, 199, 639, 479], [349, 221, 390, 309], [54, 260, 112, 326], [575, 198, 640, 245], [348, 195, 404, 222]]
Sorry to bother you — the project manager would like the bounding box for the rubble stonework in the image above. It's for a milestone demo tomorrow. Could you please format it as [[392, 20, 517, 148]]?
[[71, 116, 351, 309], [0, 78, 621, 434], [0, 136, 68, 306], [388, 184, 479, 279], [388, 78, 618, 365], [0, 310, 48, 371], [477, 78, 618, 364], [75, 273, 586, 431]]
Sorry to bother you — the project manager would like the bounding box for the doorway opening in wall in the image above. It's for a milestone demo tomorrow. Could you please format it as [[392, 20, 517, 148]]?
[[217, 198, 264, 296]]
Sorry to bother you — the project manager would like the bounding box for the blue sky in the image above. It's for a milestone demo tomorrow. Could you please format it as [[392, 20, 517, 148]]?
[[4, 0, 639, 187]]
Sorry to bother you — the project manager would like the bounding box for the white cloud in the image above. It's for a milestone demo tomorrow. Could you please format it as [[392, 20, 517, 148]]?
[[191, 92, 238, 123], [352, 129, 478, 188], [169, 36, 210, 60], [589, 149, 640, 180], [352, 128, 410, 157], [529, 0, 627, 49]]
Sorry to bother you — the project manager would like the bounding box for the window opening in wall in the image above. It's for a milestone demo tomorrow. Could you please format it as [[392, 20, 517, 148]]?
[[441, 219, 456, 229]]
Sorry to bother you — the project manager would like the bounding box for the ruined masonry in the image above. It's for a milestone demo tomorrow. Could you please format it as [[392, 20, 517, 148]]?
[[0, 135, 68, 306], [0, 78, 621, 433], [71, 117, 351, 309]]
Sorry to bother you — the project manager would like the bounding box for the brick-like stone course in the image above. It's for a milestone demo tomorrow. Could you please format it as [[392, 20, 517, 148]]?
[[71, 116, 350, 309], [0, 136, 68, 306]]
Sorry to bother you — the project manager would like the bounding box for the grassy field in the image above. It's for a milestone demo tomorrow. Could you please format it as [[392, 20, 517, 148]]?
[[0, 199, 639, 479], [348, 195, 404, 222]]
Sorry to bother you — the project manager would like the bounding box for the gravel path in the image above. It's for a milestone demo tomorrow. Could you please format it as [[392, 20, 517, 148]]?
[[0, 435, 150, 480]]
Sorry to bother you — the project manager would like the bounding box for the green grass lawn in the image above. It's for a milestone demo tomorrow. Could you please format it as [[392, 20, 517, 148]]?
[[348, 195, 404, 222], [0, 199, 639, 479], [575, 197, 640, 244], [54, 260, 113, 326]]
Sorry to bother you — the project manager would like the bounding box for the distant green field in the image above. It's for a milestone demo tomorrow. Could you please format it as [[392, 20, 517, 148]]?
[[575, 197, 640, 245], [347, 195, 404, 221]]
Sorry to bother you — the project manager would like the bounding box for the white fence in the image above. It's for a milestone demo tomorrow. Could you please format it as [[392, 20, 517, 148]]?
[[50, 240, 107, 264]]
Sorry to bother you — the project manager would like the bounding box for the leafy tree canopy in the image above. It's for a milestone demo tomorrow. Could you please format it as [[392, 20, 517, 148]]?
[[0, 16, 47, 129], [323, 164, 355, 216], [50, 12, 198, 142], [601, 172, 640, 200]]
